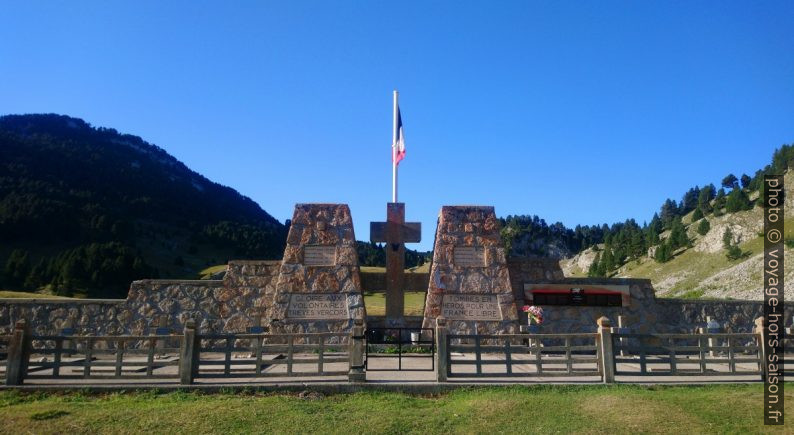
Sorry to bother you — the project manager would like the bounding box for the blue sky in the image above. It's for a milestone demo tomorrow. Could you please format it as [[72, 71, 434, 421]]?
[[1, 1, 793, 250]]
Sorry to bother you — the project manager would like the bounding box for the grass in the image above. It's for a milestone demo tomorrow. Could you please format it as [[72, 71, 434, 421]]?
[[0, 385, 791, 433], [360, 263, 431, 274], [617, 217, 792, 297], [0, 290, 71, 299], [363, 291, 426, 316], [198, 264, 228, 280]]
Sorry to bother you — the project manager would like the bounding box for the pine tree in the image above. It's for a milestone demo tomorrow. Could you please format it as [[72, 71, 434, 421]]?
[[692, 207, 704, 221], [660, 199, 679, 228], [3, 249, 31, 289], [696, 219, 710, 236], [740, 174, 751, 189], [721, 174, 738, 190], [629, 230, 645, 259], [725, 188, 752, 212], [722, 227, 734, 249], [588, 252, 603, 277], [601, 246, 615, 273], [654, 241, 672, 263], [722, 227, 745, 260], [698, 184, 716, 213], [669, 217, 689, 249]]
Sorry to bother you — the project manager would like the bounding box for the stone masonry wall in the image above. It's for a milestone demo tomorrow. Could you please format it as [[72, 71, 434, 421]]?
[[1, 256, 790, 338], [506, 257, 565, 305], [0, 260, 281, 338], [519, 277, 793, 333], [422, 206, 519, 335], [268, 204, 366, 336]]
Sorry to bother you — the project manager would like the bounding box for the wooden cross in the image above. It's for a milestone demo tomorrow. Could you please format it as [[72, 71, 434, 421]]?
[[370, 203, 421, 325]]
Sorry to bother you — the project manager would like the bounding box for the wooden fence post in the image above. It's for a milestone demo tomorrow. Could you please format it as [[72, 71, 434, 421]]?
[[436, 317, 448, 383], [179, 319, 198, 385], [348, 319, 366, 383], [597, 316, 615, 384], [755, 316, 767, 382], [6, 319, 31, 386]]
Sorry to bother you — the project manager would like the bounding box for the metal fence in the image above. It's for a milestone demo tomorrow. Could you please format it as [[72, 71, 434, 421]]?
[[365, 327, 435, 371]]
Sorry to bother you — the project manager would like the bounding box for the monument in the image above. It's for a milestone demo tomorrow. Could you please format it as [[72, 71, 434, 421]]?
[[267, 203, 366, 336], [421, 206, 519, 334], [370, 203, 421, 326]]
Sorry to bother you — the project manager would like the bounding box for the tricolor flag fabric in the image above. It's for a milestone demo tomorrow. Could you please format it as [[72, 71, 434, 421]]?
[[392, 107, 406, 165]]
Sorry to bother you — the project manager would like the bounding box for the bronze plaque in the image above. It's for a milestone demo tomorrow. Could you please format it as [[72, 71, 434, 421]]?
[[453, 246, 485, 267], [303, 245, 336, 266]]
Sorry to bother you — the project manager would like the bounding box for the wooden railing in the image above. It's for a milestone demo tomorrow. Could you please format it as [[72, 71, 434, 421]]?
[[443, 333, 601, 378], [194, 332, 350, 378], [4, 319, 368, 385], [24, 335, 182, 380], [0, 316, 777, 386], [612, 332, 762, 376], [0, 334, 10, 375]]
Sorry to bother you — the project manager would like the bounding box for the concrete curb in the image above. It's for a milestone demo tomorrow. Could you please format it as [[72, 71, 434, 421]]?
[[0, 380, 762, 395]]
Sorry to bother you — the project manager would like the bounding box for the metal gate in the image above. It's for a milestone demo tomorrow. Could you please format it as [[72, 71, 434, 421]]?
[[365, 327, 435, 371]]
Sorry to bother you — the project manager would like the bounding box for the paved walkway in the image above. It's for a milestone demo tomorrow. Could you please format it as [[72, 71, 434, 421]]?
[[1, 351, 769, 390]]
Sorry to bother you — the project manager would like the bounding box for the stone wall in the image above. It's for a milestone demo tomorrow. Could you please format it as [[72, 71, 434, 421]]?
[[422, 206, 519, 335], [268, 204, 366, 335], [0, 260, 281, 337], [1, 255, 790, 337], [519, 277, 792, 333], [506, 258, 565, 304]]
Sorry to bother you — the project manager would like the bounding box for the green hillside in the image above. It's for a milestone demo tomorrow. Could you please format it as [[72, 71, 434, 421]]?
[[562, 170, 794, 300], [0, 114, 288, 298]]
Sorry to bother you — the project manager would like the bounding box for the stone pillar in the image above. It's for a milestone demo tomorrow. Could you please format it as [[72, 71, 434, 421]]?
[[269, 204, 366, 337], [179, 319, 198, 385], [755, 316, 767, 382], [5, 319, 31, 386], [435, 317, 448, 383], [422, 206, 519, 335], [348, 319, 366, 383], [597, 316, 615, 384]]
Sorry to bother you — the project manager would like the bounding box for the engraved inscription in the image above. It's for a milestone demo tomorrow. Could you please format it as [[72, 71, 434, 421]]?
[[287, 294, 349, 319], [441, 294, 501, 320], [453, 246, 485, 267], [304, 245, 336, 266]]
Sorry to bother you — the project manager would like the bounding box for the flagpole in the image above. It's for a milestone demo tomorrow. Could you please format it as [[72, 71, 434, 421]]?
[[392, 90, 398, 203]]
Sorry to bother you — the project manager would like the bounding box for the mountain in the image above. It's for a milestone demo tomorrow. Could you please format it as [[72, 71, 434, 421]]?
[[561, 172, 794, 300], [0, 114, 287, 297], [506, 143, 794, 300]]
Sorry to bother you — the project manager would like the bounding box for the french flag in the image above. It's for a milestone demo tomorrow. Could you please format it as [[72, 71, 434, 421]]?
[[392, 107, 405, 165]]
